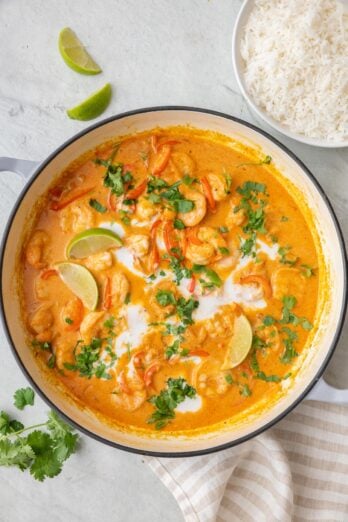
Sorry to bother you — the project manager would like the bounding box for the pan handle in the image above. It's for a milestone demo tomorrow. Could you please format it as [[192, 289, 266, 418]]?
[[0, 157, 39, 180], [306, 379, 348, 405]]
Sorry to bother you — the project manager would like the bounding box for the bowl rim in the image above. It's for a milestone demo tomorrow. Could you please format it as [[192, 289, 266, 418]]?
[[232, 0, 348, 149], [0, 105, 347, 457]]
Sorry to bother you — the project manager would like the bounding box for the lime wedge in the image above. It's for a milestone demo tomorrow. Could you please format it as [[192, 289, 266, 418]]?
[[221, 314, 253, 370], [56, 262, 98, 310], [58, 27, 101, 75], [67, 227, 122, 259], [67, 83, 112, 121]]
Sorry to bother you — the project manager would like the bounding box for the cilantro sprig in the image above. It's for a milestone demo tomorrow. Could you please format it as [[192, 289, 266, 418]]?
[[0, 389, 78, 481]]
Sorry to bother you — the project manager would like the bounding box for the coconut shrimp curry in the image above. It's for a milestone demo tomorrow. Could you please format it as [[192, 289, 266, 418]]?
[[21, 128, 319, 433]]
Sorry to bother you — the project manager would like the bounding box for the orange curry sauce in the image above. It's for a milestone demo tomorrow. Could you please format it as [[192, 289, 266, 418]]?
[[20, 128, 319, 433]]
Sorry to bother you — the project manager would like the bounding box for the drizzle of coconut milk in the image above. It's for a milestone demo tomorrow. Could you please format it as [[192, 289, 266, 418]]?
[[115, 305, 148, 356]]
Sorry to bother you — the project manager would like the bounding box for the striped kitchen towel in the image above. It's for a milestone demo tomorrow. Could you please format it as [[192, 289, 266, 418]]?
[[148, 400, 348, 521]]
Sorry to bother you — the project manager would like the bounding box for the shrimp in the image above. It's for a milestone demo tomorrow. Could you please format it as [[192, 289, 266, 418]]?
[[126, 234, 150, 257], [204, 304, 237, 339], [186, 226, 227, 265], [59, 202, 95, 233], [136, 196, 157, 221], [271, 267, 305, 301], [177, 186, 206, 227], [206, 173, 229, 202], [226, 196, 246, 228], [61, 297, 84, 331], [111, 271, 130, 308], [112, 365, 147, 412], [149, 280, 178, 320], [85, 251, 113, 272], [79, 311, 105, 343], [55, 337, 76, 370], [26, 230, 50, 269], [171, 152, 195, 177], [30, 304, 54, 341], [192, 359, 229, 398]]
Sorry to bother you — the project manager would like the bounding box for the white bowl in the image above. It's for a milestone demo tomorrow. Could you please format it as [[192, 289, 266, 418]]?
[[232, 0, 348, 149]]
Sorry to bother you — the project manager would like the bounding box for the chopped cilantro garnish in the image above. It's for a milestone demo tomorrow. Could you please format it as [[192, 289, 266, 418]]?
[[301, 264, 315, 278], [89, 199, 107, 213], [280, 327, 298, 364], [278, 246, 297, 266], [63, 338, 113, 380], [124, 292, 131, 304], [219, 226, 229, 233], [280, 296, 313, 331], [146, 176, 194, 213], [174, 218, 186, 230], [218, 246, 230, 255], [225, 374, 234, 385], [240, 384, 252, 396], [156, 289, 176, 307], [236, 155, 272, 168], [235, 181, 268, 257], [263, 315, 276, 326], [64, 317, 73, 325], [147, 378, 196, 429]]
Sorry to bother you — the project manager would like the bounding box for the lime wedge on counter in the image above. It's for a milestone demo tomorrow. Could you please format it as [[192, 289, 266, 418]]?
[[221, 314, 253, 370], [67, 228, 122, 259], [66, 83, 112, 121], [58, 27, 102, 75], [56, 262, 99, 310]]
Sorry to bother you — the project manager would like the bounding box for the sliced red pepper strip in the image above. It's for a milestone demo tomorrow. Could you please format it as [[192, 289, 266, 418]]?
[[152, 144, 171, 176], [64, 298, 84, 332], [40, 269, 58, 280], [188, 275, 196, 293], [240, 274, 272, 299], [186, 227, 203, 246], [119, 371, 132, 394], [126, 179, 147, 200], [102, 276, 112, 311], [50, 186, 95, 211], [151, 219, 162, 270], [144, 361, 161, 387], [201, 176, 216, 212], [189, 349, 209, 357], [150, 135, 158, 154], [107, 189, 117, 211], [158, 139, 180, 147], [163, 220, 180, 257]]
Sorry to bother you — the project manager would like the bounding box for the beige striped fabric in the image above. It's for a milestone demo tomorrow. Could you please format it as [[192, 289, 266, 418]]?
[[147, 400, 348, 521]]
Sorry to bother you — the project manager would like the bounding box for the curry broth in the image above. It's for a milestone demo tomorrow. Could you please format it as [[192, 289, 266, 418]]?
[[21, 128, 319, 433]]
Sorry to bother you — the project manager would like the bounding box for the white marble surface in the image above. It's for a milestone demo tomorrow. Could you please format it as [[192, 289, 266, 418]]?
[[0, 1, 347, 521]]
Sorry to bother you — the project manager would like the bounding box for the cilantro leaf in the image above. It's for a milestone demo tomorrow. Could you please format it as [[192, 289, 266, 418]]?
[[13, 388, 35, 411], [156, 289, 176, 307], [0, 439, 34, 470], [89, 199, 107, 213]]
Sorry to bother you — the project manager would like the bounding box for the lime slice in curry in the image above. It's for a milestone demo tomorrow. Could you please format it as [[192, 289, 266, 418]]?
[[67, 228, 122, 259], [221, 314, 253, 370], [56, 262, 99, 310], [58, 27, 102, 75], [67, 83, 112, 121]]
